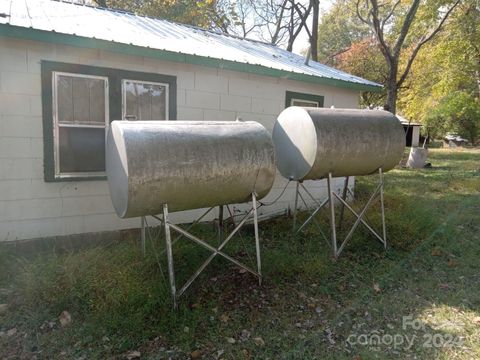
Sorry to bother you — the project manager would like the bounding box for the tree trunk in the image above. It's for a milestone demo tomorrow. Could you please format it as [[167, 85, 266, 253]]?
[[384, 77, 398, 114], [384, 83, 397, 114], [384, 62, 398, 114], [286, 0, 295, 52], [286, 39, 294, 52], [310, 0, 319, 61]]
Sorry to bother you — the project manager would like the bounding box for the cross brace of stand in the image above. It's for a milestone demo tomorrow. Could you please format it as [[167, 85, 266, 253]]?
[[293, 168, 387, 259], [141, 193, 262, 309]]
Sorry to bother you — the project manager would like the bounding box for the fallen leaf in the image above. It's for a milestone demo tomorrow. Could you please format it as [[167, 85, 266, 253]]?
[[447, 259, 458, 268], [125, 350, 141, 359], [373, 283, 381, 293], [190, 349, 202, 359], [238, 268, 247, 274], [325, 328, 335, 344], [59, 311, 71, 327], [253, 337, 265, 346], [6, 328, 17, 336], [220, 314, 229, 323], [303, 319, 315, 329], [431, 248, 443, 256], [307, 303, 316, 310], [242, 348, 250, 359], [240, 329, 251, 341], [226, 337, 236, 344]]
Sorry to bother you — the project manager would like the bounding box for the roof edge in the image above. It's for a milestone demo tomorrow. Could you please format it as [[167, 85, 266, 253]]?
[[0, 24, 383, 93], [52, 0, 277, 48]]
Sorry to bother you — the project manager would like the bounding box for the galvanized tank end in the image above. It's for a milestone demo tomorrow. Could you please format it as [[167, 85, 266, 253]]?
[[272, 106, 317, 181]]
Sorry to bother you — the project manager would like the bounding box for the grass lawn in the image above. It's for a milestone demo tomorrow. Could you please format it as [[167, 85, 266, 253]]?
[[0, 148, 479, 359]]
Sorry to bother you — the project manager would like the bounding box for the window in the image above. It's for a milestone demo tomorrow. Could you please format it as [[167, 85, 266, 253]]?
[[53, 72, 109, 178], [285, 91, 324, 108], [41, 61, 177, 182], [291, 99, 320, 107], [122, 80, 168, 120]]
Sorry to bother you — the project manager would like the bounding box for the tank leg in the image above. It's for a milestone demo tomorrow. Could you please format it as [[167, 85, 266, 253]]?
[[252, 192, 262, 286], [379, 168, 387, 249], [163, 204, 177, 310], [226, 205, 236, 228], [338, 176, 349, 231], [218, 205, 224, 245], [140, 216, 146, 256], [293, 181, 300, 232], [327, 173, 338, 259]]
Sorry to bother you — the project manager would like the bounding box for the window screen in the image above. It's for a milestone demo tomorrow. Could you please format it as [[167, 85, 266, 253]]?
[[291, 99, 321, 107], [285, 91, 324, 109], [53, 72, 108, 177], [58, 127, 106, 173], [122, 80, 168, 120]]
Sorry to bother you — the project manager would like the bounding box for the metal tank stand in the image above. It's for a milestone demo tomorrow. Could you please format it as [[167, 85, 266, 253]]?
[[328, 169, 387, 258], [141, 193, 262, 309], [292, 180, 330, 237], [292, 168, 387, 259]]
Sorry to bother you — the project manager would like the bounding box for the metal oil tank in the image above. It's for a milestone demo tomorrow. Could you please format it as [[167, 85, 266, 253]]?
[[106, 120, 276, 218], [272, 107, 405, 181]]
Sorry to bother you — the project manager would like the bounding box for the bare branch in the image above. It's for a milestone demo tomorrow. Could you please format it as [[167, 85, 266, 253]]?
[[355, 0, 370, 25], [369, 0, 393, 62], [392, 0, 420, 58], [397, 0, 461, 87], [380, 0, 400, 32], [287, 0, 313, 51]]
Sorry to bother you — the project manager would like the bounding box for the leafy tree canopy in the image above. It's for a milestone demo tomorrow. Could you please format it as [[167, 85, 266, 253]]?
[[399, 1, 480, 142], [316, 0, 370, 65], [92, 0, 230, 30], [424, 91, 480, 144]]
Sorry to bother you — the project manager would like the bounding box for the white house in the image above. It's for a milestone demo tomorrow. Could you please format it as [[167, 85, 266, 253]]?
[[0, 0, 381, 243]]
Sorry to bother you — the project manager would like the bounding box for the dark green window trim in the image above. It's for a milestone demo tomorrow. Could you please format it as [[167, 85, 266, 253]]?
[[41, 61, 177, 182], [285, 91, 324, 108], [0, 24, 382, 93]]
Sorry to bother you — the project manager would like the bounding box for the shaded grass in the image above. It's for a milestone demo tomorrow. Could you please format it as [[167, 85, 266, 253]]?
[[0, 148, 479, 359]]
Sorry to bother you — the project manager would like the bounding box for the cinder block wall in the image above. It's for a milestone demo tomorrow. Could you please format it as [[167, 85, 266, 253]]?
[[0, 36, 359, 242]]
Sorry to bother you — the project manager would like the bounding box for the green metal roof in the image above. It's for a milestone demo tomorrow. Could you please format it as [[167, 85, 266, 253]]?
[[0, 0, 382, 92]]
